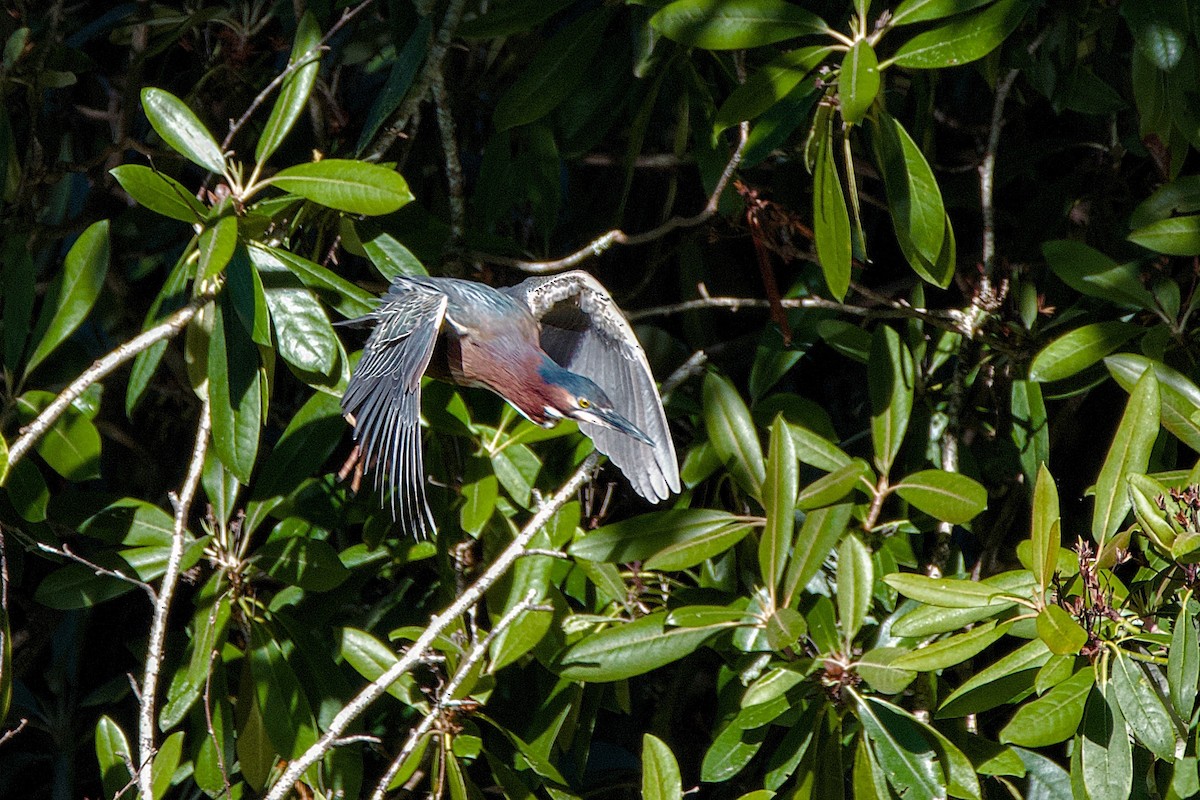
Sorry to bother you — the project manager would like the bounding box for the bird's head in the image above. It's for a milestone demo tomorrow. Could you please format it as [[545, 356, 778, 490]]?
[[537, 362, 654, 445]]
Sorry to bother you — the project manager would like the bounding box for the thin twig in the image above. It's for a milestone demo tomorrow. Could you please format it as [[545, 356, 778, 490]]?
[[221, 0, 380, 151], [430, 67, 465, 251], [0, 718, 28, 749], [364, 0, 468, 161], [660, 350, 708, 398], [203, 646, 233, 800], [5, 292, 215, 477], [370, 589, 543, 800], [261, 452, 601, 800], [471, 122, 750, 275], [138, 394, 212, 800], [35, 542, 156, 599]]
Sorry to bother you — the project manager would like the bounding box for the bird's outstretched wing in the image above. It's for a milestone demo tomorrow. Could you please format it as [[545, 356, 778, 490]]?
[[341, 279, 448, 536], [501, 271, 680, 501]]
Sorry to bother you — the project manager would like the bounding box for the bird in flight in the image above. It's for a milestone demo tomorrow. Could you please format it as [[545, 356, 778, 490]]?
[[341, 270, 680, 536]]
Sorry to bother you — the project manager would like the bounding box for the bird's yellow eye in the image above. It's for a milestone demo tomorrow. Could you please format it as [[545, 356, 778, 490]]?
[[578, 397, 590, 409]]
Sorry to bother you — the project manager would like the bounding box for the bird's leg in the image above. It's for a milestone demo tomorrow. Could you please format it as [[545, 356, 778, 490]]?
[[337, 444, 366, 495]]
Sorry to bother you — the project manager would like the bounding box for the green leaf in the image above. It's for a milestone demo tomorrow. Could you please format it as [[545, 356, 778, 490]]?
[[856, 647, 918, 695], [1028, 322, 1141, 383], [813, 107, 851, 300], [1106, 354, 1200, 452], [198, 213, 237, 282], [650, 0, 827, 49], [782, 503, 853, 607], [796, 458, 871, 509], [894, 469, 987, 524], [787, 422, 852, 472], [703, 372, 765, 497], [872, 110, 950, 285], [1110, 653, 1176, 761], [109, 164, 205, 222], [869, 326, 915, 475], [939, 638, 1051, 718], [15, 391, 101, 481], [1035, 605, 1087, 655], [1080, 687, 1132, 800], [854, 695, 943, 800], [493, 8, 611, 131], [893, 571, 1031, 637], [270, 159, 413, 215], [338, 627, 424, 706], [1168, 602, 1199, 718], [836, 533, 872, 641], [572, 509, 756, 564], [151, 731, 184, 800], [141, 87, 225, 173], [891, 620, 1011, 672], [761, 417, 797, 595], [1041, 240, 1155, 309], [1030, 465, 1060, 597], [1000, 666, 1094, 747], [1130, 174, 1200, 229], [1092, 369, 1159, 546], [1128, 473, 1177, 551], [256, 12, 322, 164], [553, 612, 716, 681], [1121, 0, 1188, 72], [839, 40, 879, 125], [208, 289, 262, 483], [643, 734, 683, 800], [1128, 214, 1200, 255], [254, 537, 350, 591], [891, 0, 1029, 69], [252, 242, 375, 319], [250, 246, 338, 377], [891, 0, 995, 26], [248, 624, 318, 758], [714, 47, 830, 135], [701, 719, 768, 783], [126, 252, 193, 415], [357, 227, 430, 281], [25, 220, 110, 377], [884, 574, 1006, 608], [459, 0, 575, 37], [95, 715, 133, 799]]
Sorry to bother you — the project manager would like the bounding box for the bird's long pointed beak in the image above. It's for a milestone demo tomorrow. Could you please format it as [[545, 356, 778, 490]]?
[[583, 407, 654, 446]]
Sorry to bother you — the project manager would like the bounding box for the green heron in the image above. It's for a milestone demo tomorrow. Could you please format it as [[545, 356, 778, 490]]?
[[341, 270, 680, 535]]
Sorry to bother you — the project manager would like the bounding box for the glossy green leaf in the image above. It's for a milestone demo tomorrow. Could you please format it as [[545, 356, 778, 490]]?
[[813, 107, 851, 300], [761, 417, 797, 595], [248, 625, 318, 758], [891, 0, 1028, 69], [141, 87, 225, 173], [1035, 605, 1087, 655], [1130, 174, 1200, 229], [892, 620, 1010, 672], [782, 503, 853, 607], [15, 391, 101, 481], [554, 612, 716, 682], [110, 164, 205, 222], [703, 372, 765, 497], [208, 289, 262, 483], [856, 647, 918, 694], [1128, 473, 1176, 551], [151, 731, 184, 800], [270, 159, 413, 215], [1128, 214, 1200, 255], [836, 533, 872, 641], [894, 469, 987, 524], [869, 326, 914, 475], [339, 627, 424, 706], [839, 40, 879, 125], [714, 47, 830, 134], [796, 458, 870, 510], [643, 734, 683, 800], [493, 8, 611, 131], [1121, 0, 1188, 72], [256, 12, 321, 163], [1107, 354, 1200, 451], [787, 422, 852, 472], [854, 695, 942, 800], [893, 571, 1030, 637], [6, 459, 48, 522], [160, 592, 230, 728], [126, 252, 192, 415], [1028, 322, 1141, 383], [1030, 464, 1059, 597], [1092, 369, 1159, 546], [250, 247, 338, 377], [25, 220, 109, 377], [1041, 240, 1155, 309], [198, 213, 237, 282], [254, 537, 349, 591], [918, 720, 983, 800], [650, 0, 826, 49], [1000, 666, 1093, 747], [1169, 602, 1199, 718], [764, 607, 807, 652], [95, 715, 133, 799], [358, 227, 430, 281], [939, 638, 1050, 718], [252, 243, 375, 319], [1080, 687, 1132, 800], [891, 0, 995, 26], [873, 110, 950, 285], [884, 574, 1006, 608], [1110, 653, 1176, 761], [701, 719, 768, 783]]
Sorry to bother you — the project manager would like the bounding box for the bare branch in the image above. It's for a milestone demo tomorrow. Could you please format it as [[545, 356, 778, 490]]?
[[6, 292, 215, 477], [262, 452, 601, 800], [471, 122, 750, 275], [371, 589, 542, 799], [138, 394, 212, 800], [0, 718, 28, 749]]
